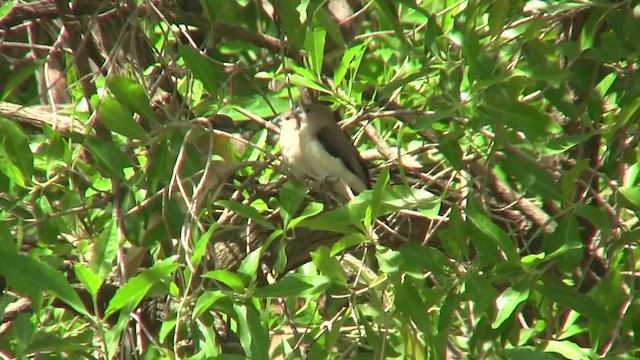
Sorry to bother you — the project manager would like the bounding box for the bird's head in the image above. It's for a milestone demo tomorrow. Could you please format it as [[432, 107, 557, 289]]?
[[273, 102, 336, 131], [272, 107, 304, 131]]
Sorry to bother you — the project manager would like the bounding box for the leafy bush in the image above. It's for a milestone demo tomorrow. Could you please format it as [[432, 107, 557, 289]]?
[[0, 0, 639, 359]]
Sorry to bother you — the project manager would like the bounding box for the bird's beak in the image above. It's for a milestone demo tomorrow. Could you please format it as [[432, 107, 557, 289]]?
[[272, 114, 282, 128], [292, 107, 304, 118]]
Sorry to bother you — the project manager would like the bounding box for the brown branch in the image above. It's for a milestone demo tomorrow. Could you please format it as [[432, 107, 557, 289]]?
[[0, 101, 86, 135], [468, 158, 557, 235], [0, 0, 303, 62]]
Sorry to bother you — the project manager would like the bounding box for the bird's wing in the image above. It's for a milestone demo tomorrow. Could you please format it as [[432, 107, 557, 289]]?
[[316, 126, 371, 189]]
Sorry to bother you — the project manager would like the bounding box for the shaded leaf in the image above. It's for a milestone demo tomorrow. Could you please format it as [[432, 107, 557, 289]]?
[[489, 0, 509, 37], [178, 44, 222, 98], [107, 75, 157, 123], [0, 118, 33, 182], [467, 197, 519, 264], [481, 100, 562, 140], [500, 154, 562, 200], [85, 137, 134, 179], [537, 281, 608, 322], [304, 28, 326, 76], [0, 250, 88, 317], [274, 0, 305, 49], [215, 200, 274, 229], [253, 274, 332, 298], [97, 96, 146, 140], [311, 246, 347, 286]]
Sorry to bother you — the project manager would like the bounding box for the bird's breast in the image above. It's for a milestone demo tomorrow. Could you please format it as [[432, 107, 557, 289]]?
[[279, 126, 315, 178]]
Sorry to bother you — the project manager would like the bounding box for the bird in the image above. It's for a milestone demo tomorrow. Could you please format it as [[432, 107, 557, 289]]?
[[274, 102, 370, 196]]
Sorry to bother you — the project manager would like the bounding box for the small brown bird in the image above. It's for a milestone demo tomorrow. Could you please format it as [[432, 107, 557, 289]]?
[[274, 102, 370, 195]]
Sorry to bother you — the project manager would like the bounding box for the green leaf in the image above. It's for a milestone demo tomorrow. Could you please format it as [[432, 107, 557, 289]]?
[[499, 348, 560, 360], [13, 313, 34, 349], [560, 159, 589, 204], [543, 133, 592, 155], [279, 179, 308, 228], [178, 44, 222, 98], [105, 257, 179, 317], [325, 186, 440, 230], [288, 201, 324, 229], [467, 197, 519, 264], [106, 75, 157, 123], [464, 273, 497, 314], [500, 154, 562, 201], [379, 68, 432, 100], [393, 277, 430, 336], [374, 0, 405, 43], [0, 1, 17, 21], [314, 7, 346, 48], [438, 290, 459, 332], [2, 60, 45, 101], [544, 340, 590, 359], [203, 270, 246, 292], [619, 186, 640, 211], [376, 247, 404, 273], [617, 97, 640, 127], [234, 303, 269, 360], [304, 28, 326, 76], [334, 41, 368, 88], [274, 0, 305, 50], [192, 225, 215, 268], [26, 332, 87, 354], [0, 250, 88, 317], [97, 95, 146, 140], [438, 134, 463, 168], [0, 147, 25, 187], [74, 264, 102, 297], [237, 248, 261, 285], [215, 200, 274, 229], [492, 286, 530, 329], [489, 0, 509, 37], [439, 205, 467, 260], [576, 203, 610, 230], [200, 0, 233, 25], [85, 137, 134, 179], [543, 87, 580, 120], [310, 246, 347, 286], [193, 290, 226, 318], [542, 216, 582, 272], [91, 221, 119, 279], [330, 233, 366, 256], [253, 274, 332, 298], [0, 118, 34, 182], [481, 100, 562, 140], [369, 167, 390, 226], [298, 206, 353, 233], [537, 281, 608, 323], [288, 73, 330, 93], [399, 242, 451, 276]]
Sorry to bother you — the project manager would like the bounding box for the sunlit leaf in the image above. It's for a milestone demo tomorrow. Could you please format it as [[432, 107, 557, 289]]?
[[105, 257, 179, 317]]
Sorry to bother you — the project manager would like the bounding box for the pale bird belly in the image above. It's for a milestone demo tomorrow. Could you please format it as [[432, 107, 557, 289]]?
[[301, 134, 366, 193], [280, 131, 315, 179]]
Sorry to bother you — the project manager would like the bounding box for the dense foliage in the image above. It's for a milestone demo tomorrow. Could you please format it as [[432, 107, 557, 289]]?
[[1, 0, 639, 359]]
